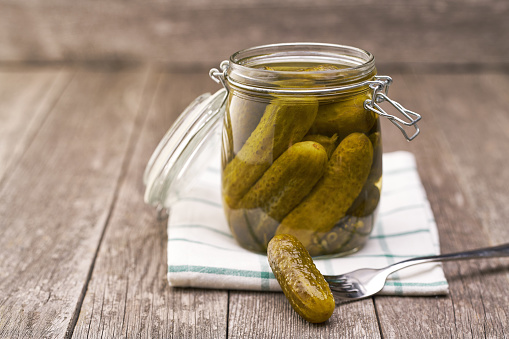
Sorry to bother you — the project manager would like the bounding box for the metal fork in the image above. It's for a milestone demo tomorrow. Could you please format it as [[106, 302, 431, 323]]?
[[323, 243, 509, 301]]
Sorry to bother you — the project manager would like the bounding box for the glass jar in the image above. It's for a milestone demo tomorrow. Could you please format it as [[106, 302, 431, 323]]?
[[145, 43, 421, 257]]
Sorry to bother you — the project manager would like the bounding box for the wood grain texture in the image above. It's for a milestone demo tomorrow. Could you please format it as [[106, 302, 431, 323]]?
[[373, 73, 509, 338], [0, 68, 71, 183], [71, 72, 228, 338], [418, 74, 509, 243], [1, 1, 508, 66], [0, 69, 149, 338], [0, 70, 507, 338], [228, 291, 381, 338]]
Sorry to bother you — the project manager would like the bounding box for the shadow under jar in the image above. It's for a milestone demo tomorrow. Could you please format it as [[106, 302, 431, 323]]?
[[212, 43, 420, 257]]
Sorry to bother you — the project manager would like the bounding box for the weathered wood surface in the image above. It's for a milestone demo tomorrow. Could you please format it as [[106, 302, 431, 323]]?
[[1, 67, 508, 338], [374, 74, 509, 338], [0, 68, 150, 337], [1, 1, 509, 338], [1, 0, 509, 67], [0, 68, 71, 184], [71, 72, 229, 339]]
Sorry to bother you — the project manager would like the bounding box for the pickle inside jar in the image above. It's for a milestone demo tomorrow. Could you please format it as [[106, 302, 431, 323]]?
[[222, 62, 382, 256]]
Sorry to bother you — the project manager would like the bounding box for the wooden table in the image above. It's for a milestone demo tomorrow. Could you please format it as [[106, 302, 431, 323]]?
[[1, 1, 509, 338]]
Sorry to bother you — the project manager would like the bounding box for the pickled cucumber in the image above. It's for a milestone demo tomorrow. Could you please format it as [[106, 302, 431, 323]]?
[[310, 94, 376, 139], [267, 234, 335, 323], [275, 133, 373, 255], [315, 216, 358, 255], [342, 217, 375, 253], [347, 183, 380, 218], [238, 141, 328, 248], [250, 213, 279, 248], [301, 65, 341, 72], [302, 134, 338, 159], [227, 94, 266, 154], [263, 64, 341, 72], [222, 97, 318, 208], [316, 214, 375, 255], [239, 141, 328, 214], [222, 100, 234, 167], [266, 64, 342, 88], [226, 207, 265, 252], [367, 131, 382, 186], [345, 130, 382, 218]]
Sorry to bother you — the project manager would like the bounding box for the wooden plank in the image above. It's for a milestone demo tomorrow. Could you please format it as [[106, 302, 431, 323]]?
[[372, 73, 509, 338], [228, 291, 380, 338], [1, 68, 506, 337], [0, 68, 71, 183], [0, 1, 508, 66], [0, 68, 150, 337], [72, 72, 228, 338], [418, 74, 509, 243]]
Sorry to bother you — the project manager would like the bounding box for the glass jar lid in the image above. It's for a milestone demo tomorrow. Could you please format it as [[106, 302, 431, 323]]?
[[143, 88, 227, 211]]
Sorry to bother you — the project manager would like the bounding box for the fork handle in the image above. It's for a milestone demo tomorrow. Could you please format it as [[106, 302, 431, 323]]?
[[387, 242, 509, 274]]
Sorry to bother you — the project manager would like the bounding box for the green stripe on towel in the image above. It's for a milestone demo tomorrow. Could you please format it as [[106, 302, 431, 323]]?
[[169, 265, 276, 279]]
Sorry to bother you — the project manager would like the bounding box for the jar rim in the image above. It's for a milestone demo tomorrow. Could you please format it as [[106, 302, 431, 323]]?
[[226, 42, 376, 95], [230, 42, 375, 73]]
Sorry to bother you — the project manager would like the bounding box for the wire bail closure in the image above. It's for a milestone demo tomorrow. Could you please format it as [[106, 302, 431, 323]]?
[[209, 61, 421, 141], [365, 76, 421, 141], [209, 60, 230, 93]]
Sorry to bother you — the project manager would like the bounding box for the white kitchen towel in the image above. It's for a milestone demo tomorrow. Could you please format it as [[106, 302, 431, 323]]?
[[166, 151, 449, 296]]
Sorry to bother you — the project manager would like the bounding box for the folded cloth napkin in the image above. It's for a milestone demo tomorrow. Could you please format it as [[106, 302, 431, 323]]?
[[167, 151, 449, 296]]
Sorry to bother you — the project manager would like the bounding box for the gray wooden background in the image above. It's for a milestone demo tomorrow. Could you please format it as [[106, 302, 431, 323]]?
[[2, 0, 508, 68]]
